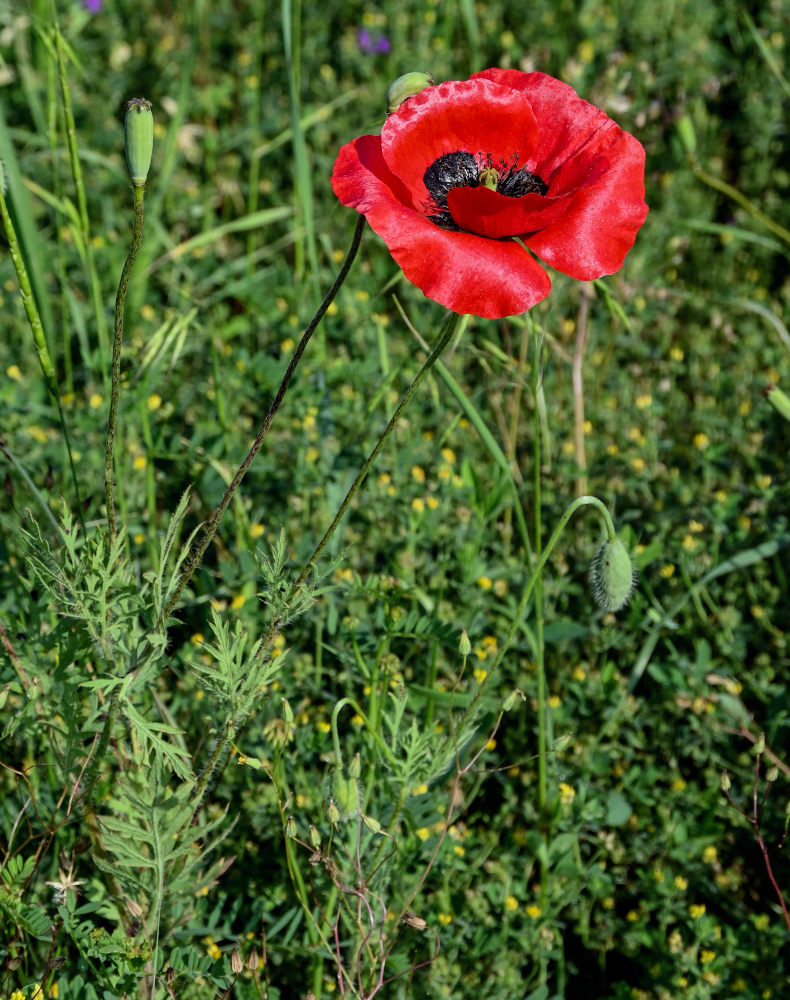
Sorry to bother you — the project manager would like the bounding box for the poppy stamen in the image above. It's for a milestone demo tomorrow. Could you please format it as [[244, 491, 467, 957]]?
[[423, 150, 548, 232]]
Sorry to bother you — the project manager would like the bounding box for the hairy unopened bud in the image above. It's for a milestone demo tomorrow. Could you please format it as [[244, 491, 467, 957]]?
[[348, 752, 362, 779], [459, 629, 472, 657], [362, 814, 383, 835], [553, 732, 573, 753], [766, 765, 779, 783], [124, 97, 153, 186], [284, 815, 297, 839], [309, 824, 321, 850], [326, 797, 340, 825], [721, 771, 731, 793], [503, 688, 526, 712], [589, 537, 636, 612], [331, 768, 359, 819], [386, 72, 434, 114], [755, 732, 766, 756]]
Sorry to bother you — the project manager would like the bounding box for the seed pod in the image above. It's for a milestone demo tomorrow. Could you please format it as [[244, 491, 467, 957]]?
[[589, 537, 636, 612], [386, 72, 434, 115], [124, 98, 153, 186]]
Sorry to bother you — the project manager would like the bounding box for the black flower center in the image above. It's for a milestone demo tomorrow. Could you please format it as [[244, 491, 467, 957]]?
[[423, 151, 548, 232]]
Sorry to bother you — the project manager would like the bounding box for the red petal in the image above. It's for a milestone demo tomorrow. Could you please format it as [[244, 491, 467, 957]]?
[[332, 132, 551, 317], [470, 69, 648, 279], [525, 128, 648, 279], [380, 78, 539, 208], [447, 186, 571, 239]]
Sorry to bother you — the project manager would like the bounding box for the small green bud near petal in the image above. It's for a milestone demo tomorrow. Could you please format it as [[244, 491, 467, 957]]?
[[459, 629, 472, 657], [721, 771, 731, 793], [755, 732, 766, 755], [124, 98, 153, 186], [589, 536, 636, 612], [386, 72, 434, 115]]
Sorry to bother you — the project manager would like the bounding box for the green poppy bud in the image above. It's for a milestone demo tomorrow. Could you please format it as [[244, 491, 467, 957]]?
[[755, 732, 765, 756], [124, 98, 153, 186], [459, 629, 472, 657], [386, 72, 434, 115], [362, 814, 383, 835], [720, 771, 731, 793], [589, 536, 636, 612]]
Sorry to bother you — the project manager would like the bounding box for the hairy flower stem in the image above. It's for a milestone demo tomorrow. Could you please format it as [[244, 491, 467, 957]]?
[[294, 310, 460, 591], [105, 184, 145, 544], [531, 321, 549, 917], [0, 185, 84, 530], [159, 215, 366, 629]]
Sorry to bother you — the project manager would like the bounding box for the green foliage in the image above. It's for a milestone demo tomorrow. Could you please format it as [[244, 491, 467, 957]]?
[[1, 1, 789, 999]]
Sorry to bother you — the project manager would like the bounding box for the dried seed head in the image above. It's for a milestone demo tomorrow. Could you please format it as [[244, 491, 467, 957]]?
[[386, 71, 434, 114], [402, 910, 428, 931], [124, 97, 153, 186], [248, 947, 260, 971], [589, 537, 636, 612], [230, 950, 243, 974]]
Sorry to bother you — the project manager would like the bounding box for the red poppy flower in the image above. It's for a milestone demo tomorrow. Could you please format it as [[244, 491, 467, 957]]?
[[331, 69, 648, 319]]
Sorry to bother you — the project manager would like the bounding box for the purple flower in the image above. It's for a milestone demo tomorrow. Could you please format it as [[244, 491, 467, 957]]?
[[357, 27, 390, 56], [82, 0, 102, 12]]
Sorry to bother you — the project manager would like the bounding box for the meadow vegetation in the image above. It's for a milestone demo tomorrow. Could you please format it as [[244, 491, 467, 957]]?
[[0, 1, 789, 998]]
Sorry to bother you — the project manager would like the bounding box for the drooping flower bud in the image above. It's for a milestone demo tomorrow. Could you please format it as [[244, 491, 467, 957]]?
[[589, 537, 636, 612], [124, 98, 153, 186], [386, 72, 434, 115]]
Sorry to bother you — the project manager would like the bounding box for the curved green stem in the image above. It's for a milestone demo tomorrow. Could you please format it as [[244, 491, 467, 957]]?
[[457, 493, 617, 735], [331, 697, 399, 768], [294, 310, 459, 590], [105, 184, 145, 543], [158, 215, 366, 628]]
